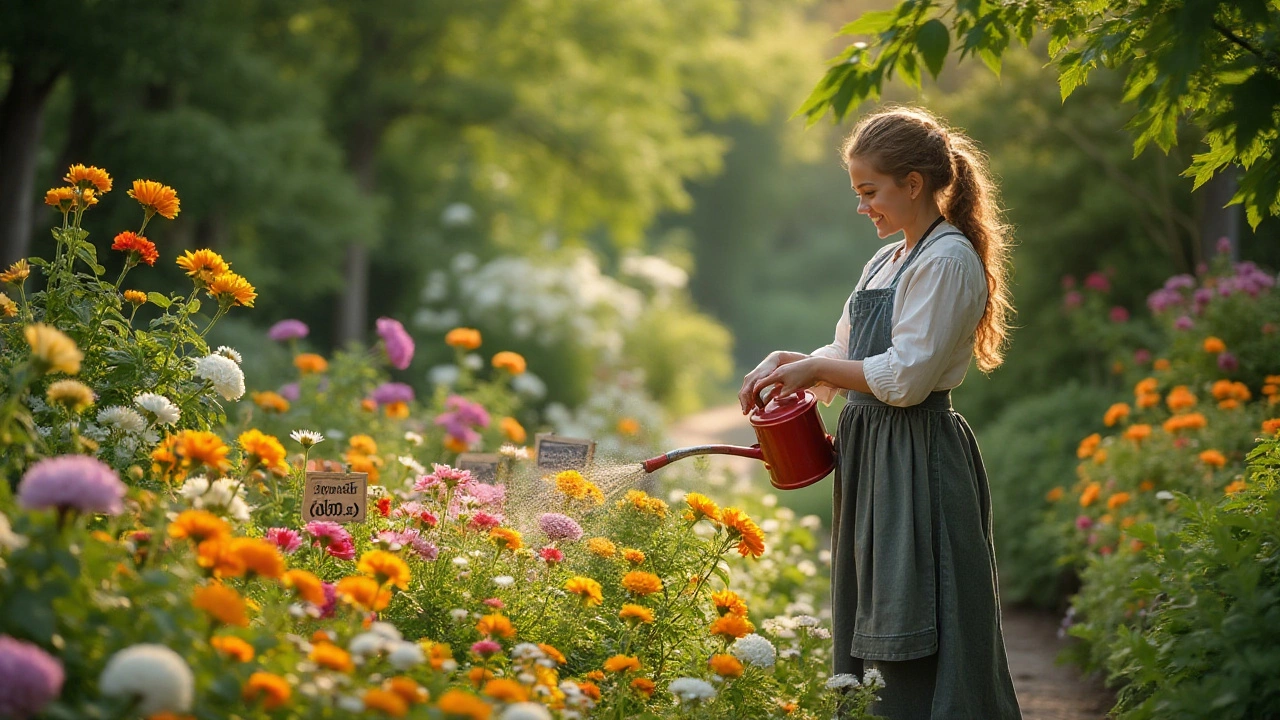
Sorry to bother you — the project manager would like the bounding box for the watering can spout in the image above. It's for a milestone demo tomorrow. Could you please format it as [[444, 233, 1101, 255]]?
[[640, 444, 764, 474]]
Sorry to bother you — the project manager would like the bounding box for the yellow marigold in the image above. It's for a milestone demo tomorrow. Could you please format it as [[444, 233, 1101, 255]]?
[[1080, 481, 1102, 508], [711, 590, 748, 617], [65, 164, 112, 193], [44, 187, 75, 211], [491, 351, 526, 374], [1262, 418, 1280, 435], [193, 583, 249, 627], [445, 327, 483, 350], [721, 507, 766, 558], [475, 613, 517, 639], [25, 323, 82, 375], [1124, 424, 1152, 443], [129, 178, 181, 220], [46, 379, 95, 413], [386, 677, 427, 705], [1166, 386, 1198, 413], [1106, 492, 1131, 510], [538, 643, 566, 665], [603, 655, 641, 673], [176, 429, 231, 472], [123, 289, 148, 305], [384, 401, 409, 419], [1163, 412, 1208, 433], [359, 550, 412, 589], [175, 249, 229, 286], [211, 635, 255, 662], [564, 576, 603, 606], [238, 429, 288, 472], [208, 272, 257, 308], [684, 492, 721, 524], [1225, 479, 1247, 495], [1203, 336, 1226, 354], [337, 575, 392, 612], [436, 689, 491, 720], [631, 677, 656, 697], [489, 527, 523, 553], [621, 571, 663, 596], [363, 688, 408, 717], [230, 537, 285, 579], [242, 671, 291, 709], [310, 642, 354, 673], [709, 613, 754, 640], [499, 416, 526, 443], [553, 469, 589, 499], [1199, 449, 1227, 468], [1, 259, 30, 284], [283, 569, 326, 605], [1136, 392, 1161, 409], [168, 509, 230, 543], [482, 678, 528, 703], [622, 548, 646, 565], [586, 537, 616, 558], [294, 352, 329, 375], [251, 390, 290, 414], [1076, 433, 1101, 459], [1045, 487, 1065, 502], [617, 417, 640, 436], [619, 604, 655, 624], [0, 292, 16, 318], [1103, 403, 1131, 427], [709, 653, 744, 678], [617, 489, 668, 518]]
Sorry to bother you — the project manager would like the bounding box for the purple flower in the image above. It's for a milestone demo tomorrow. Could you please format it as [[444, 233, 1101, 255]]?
[[267, 319, 309, 342], [1174, 315, 1194, 331], [471, 640, 502, 657], [1217, 352, 1238, 372], [319, 582, 338, 619], [278, 382, 300, 402], [1062, 291, 1083, 310], [370, 382, 415, 406], [1146, 287, 1183, 314], [1109, 306, 1130, 323], [539, 513, 584, 542], [18, 455, 125, 516], [1084, 271, 1111, 293], [265, 527, 303, 554], [445, 396, 491, 427], [1216, 236, 1232, 255], [0, 636, 64, 719], [376, 317, 415, 370], [1164, 274, 1196, 291]]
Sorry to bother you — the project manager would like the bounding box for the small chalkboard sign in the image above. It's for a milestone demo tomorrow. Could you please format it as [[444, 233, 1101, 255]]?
[[534, 434, 595, 471], [457, 453, 500, 484], [302, 471, 368, 524]]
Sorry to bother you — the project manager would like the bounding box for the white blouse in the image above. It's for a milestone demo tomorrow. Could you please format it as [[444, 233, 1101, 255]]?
[[809, 222, 988, 407]]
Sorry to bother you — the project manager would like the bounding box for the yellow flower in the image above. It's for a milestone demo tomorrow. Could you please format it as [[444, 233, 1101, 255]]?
[[499, 416, 526, 443], [1079, 482, 1101, 508], [359, 550, 412, 589], [363, 688, 409, 717], [208, 272, 256, 308], [44, 187, 75, 212], [123, 289, 148, 305], [489, 527, 523, 553], [293, 353, 329, 375], [708, 653, 744, 678], [1103, 403, 1130, 427], [482, 678, 528, 703], [603, 655, 641, 673], [709, 613, 754, 640], [238, 429, 288, 472], [491, 351, 526, 374], [74, 188, 99, 209], [0, 258, 30, 284], [621, 571, 663, 596], [192, 583, 249, 627], [427, 641, 456, 670], [310, 642, 354, 673], [168, 509, 231, 543], [711, 590, 748, 617], [283, 569, 326, 605], [553, 470, 591, 500], [1224, 479, 1247, 495], [211, 635, 255, 662], [445, 327, 483, 350], [337, 575, 392, 611], [229, 537, 285, 579], [1199, 449, 1227, 468], [0, 292, 15, 317], [683, 492, 721, 524], [251, 390, 290, 414], [622, 548, 646, 565], [619, 604, 655, 624], [475, 613, 517, 639], [24, 323, 82, 375], [1106, 492, 1131, 510], [196, 537, 246, 578], [175, 249, 229, 286], [242, 671, 291, 709], [721, 507, 766, 558], [563, 576, 603, 606], [586, 537, 616, 558], [45, 379, 95, 413], [1045, 487, 1065, 502], [65, 164, 112, 193], [1203, 336, 1226, 353], [128, 178, 181, 219], [435, 689, 491, 720]]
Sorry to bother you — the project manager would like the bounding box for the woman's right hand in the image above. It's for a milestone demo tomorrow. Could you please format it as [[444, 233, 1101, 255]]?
[[739, 351, 806, 414]]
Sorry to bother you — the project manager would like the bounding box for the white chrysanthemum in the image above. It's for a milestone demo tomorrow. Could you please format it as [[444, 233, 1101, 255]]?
[[730, 633, 777, 668], [669, 677, 716, 703], [289, 429, 324, 448], [500, 703, 553, 720], [825, 673, 861, 691], [180, 476, 252, 522], [452, 557, 469, 567], [510, 643, 545, 661], [214, 345, 242, 364], [192, 354, 245, 400], [398, 455, 426, 475], [450, 608, 470, 623], [862, 668, 885, 690], [97, 406, 147, 435], [492, 575, 515, 588], [388, 641, 424, 670], [404, 431, 423, 446], [134, 392, 180, 425], [98, 644, 194, 715], [348, 632, 385, 658]]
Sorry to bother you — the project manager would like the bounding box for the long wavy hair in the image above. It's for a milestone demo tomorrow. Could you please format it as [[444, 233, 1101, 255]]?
[[841, 105, 1014, 372]]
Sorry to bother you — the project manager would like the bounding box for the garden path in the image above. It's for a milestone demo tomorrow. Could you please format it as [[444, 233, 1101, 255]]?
[[666, 403, 1115, 720]]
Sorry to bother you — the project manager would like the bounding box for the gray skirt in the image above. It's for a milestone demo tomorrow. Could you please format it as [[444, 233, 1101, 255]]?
[[831, 390, 1021, 719]]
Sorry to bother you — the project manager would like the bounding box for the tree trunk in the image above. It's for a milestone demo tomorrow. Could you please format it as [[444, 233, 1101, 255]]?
[[0, 62, 63, 266], [335, 126, 381, 345], [1199, 172, 1240, 264]]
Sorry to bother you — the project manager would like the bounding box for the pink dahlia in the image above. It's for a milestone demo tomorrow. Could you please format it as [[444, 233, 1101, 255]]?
[[0, 636, 64, 719], [468, 512, 503, 532], [265, 527, 303, 554], [376, 317, 415, 370], [305, 521, 355, 559], [538, 513, 583, 542], [471, 640, 502, 658], [267, 319, 309, 342], [18, 455, 125, 516]]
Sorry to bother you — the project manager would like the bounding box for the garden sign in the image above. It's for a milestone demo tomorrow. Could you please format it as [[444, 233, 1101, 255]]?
[[302, 471, 368, 524]]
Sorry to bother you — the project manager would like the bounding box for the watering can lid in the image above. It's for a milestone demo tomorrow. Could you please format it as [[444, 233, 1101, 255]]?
[[749, 389, 817, 426]]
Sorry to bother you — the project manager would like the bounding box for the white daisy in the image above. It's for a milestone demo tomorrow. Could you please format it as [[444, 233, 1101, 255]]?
[[134, 392, 180, 425], [289, 429, 324, 448], [98, 644, 194, 715], [192, 354, 245, 400], [97, 406, 147, 435], [214, 345, 242, 364]]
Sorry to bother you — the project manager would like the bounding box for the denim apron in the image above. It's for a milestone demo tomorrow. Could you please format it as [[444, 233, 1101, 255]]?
[[831, 221, 1022, 719]]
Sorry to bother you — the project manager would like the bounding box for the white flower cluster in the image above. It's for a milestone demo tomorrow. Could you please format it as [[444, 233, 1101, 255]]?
[[98, 644, 194, 715], [730, 633, 777, 668], [97, 406, 147, 435], [180, 476, 252, 522], [669, 677, 717, 703], [825, 673, 860, 691], [543, 370, 664, 454], [135, 392, 180, 426], [192, 353, 245, 400], [621, 253, 688, 292], [500, 703, 553, 720]]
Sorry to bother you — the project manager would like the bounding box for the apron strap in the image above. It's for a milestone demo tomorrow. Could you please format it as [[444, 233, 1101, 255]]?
[[857, 245, 901, 292], [888, 229, 964, 288]]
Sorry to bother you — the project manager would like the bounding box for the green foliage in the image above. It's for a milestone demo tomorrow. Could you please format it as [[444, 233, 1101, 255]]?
[[804, 0, 1280, 228]]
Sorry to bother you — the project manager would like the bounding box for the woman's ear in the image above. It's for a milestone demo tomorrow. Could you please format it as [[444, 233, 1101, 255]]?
[[907, 171, 924, 200]]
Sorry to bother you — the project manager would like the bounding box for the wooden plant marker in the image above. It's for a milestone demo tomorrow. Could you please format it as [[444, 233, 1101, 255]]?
[[534, 434, 596, 472], [302, 471, 368, 524]]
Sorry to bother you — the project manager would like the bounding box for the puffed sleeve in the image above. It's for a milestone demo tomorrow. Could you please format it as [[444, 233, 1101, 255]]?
[[807, 291, 853, 405], [860, 256, 987, 407]]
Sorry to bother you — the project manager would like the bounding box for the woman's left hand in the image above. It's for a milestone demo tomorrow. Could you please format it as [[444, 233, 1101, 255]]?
[[752, 357, 823, 403]]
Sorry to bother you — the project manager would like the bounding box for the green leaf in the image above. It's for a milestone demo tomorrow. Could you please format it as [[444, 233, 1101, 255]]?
[[1230, 71, 1280, 153], [898, 51, 922, 89], [838, 9, 898, 37], [187, 298, 201, 315], [916, 19, 950, 79], [978, 46, 1002, 77], [147, 292, 172, 309]]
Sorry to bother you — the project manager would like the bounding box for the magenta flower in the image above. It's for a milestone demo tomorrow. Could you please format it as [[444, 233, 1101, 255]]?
[[18, 455, 125, 516], [468, 512, 503, 532], [370, 382, 415, 406], [326, 536, 356, 561], [471, 640, 502, 658], [417, 464, 473, 491], [1060, 274, 1076, 289], [319, 582, 338, 619], [1216, 236, 1232, 255], [539, 513, 584, 542], [392, 501, 439, 528], [1075, 516, 1093, 531], [1062, 291, 1083, 310], [376, 317, 415, 370], [1133, 349, 1151, 365], [1217, 352, 1239, 372], [539, 546, 565, 565], [305, 521, 355, 559], [0, 636, 64, 719], [1083, 271, 1111, 293], [278, 382, 300, 402], [265, 527, 303, 554], [374, 527, 438, 561], [267, 319, 309, 342], [1174, 315, 1194, 331], [1109, 306, 1129, 323]]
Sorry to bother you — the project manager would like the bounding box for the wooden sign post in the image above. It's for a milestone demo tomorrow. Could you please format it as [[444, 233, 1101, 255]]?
[[534, 434, 596, 472], [457, 453, 501, 484], [302, 471, 368, 524]]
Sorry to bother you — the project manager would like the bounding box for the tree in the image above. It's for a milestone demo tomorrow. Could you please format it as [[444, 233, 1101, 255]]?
[[798, 0, 1280, 232]]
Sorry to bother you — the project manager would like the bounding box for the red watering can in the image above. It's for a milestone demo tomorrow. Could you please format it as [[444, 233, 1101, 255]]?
[[641, 389, 836, 490]]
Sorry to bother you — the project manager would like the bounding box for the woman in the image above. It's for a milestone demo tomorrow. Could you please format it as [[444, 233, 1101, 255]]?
[[739, 106, 1022, 719]]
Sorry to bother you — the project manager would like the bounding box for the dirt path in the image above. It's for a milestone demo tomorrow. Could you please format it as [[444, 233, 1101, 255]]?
[[668, 404, 1115, 720]]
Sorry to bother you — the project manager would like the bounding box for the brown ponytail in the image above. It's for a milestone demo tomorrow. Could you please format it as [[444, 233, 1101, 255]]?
[[841, 106, 1014, 372]]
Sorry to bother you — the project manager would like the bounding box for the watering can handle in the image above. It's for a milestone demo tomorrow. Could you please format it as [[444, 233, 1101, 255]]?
[[756, 385, 801, 409]]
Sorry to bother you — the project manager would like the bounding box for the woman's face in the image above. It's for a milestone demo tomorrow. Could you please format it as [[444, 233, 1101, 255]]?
[[847, 155, 919, 239]]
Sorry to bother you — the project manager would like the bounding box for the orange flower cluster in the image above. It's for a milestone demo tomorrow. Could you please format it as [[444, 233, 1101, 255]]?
[[1045, 486, 1065, 502], [709, 654, 745, 678], [709, 613, 755, 640], [1106, 492, 1131, 510], [603, 655, 641, 673], [1224, 479, 1248, 495], [1123, 424, 1152, 443], [336, 575, 392, 611], [1103, 402, 1131, 427], [435, 689, 490, 719], [175, 249, 229, 286], [1211, 379, 1251, 409], [1080, 482, 1102, 508], [123, 289, 147, 305], [310, 642, 354, 672], [1163, 412, 1207, 434], [111, 231, 159, 266], [193, 583, 249, 627], [1165, 386, 1198, 413], [621, 548, 646, 565], [1263, 418, 1280, 435], [243, 672, 291, 709], [283, 569, 326, 605], [586, 537, 616, 558], [1134, 377, 1161, 408], [482, 678, 527, 703], [619, 604, 655, 624], [294, 353, 329, 374], [168, 509, 230, 543], [211, 635, 255, 663], [1076, 433, 1101, 459]]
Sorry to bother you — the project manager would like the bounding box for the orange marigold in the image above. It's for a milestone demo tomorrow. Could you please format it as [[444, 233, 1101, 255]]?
[[622, 548, 646, 565], [386, 677, 427, 705], [128, 179, 181, 219], [229, 537, 285, 579], [310, 642, 354, 673], [537, 643, 566, 665], [123, 289, 148, 305], [489, 527, 523, 553], [721, 507, 766, 558], [44, 187, 75, 211], [564, 576, 603, 606], [359, 550, 412, 589], [709, 613, 754, 640], [1163, 412, 1208, 433], [586, 537, 617, 558], [243, 671, 291, 709], [1224, 479, 1247, 495], [619, 604, 655, 624], [711, 590, 748, 617], [1045, 487, 1065, 502], [349, 434, 378, 455], [1124, 424, 1152, 443], [1199, 449, 1227, 468], [192, 583, 249, 627], [167, 509, 230, 543], [622, 571, 663, 596], [1203, 336, 1226, 354], [709, 653, 744, 678], [1153, 358, 1171, 371], [196, 537, 246, 578], [208, 272, 257, 308], [1134, 377, 1158, 396], [175, 249, 228, 286], [239, 429, 288, 472], [482, 678, 528, 703], [0, 259, 30, 284], [445, 327, 482, 350], [65, 164, 112, 193], [1136, 392, 1161, 409], [617, 417, 640, 436], [111, 231, 159, 266], [491, 351, 526, 374], [1106, 492, 1131, 510], [176, 429, 231, 472], [384, 401, 409, 419], [363, 688, 409, 717], [1103, 403, 1131, 427], [291, 352, 328, 375], [251, 390, 290, 414], [1166, 386, 1198, 413], [435, 689, 491, 720], [337, 575, 392, 611], [1262, 418, 1280, 435], [498, 416, 526, 443], [577, 682, 602, 702], [211, 635, 255, 662], [683, 491, 722, 524], [631, 677, 656, 696], [1080, 482, 1101, 508], [603, 655, 641, 673], [1076, 433, 1102, 459], [283, 569, 326, 605], [475, 613, 517, 639]]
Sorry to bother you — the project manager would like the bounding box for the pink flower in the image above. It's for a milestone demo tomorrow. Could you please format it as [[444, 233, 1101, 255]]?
[[319, 582, 338, 619], [464, 483, 505, 508], [538, 513, 584, 542], [483, 598, 505, 609], [1109, 306, 1129, 323], [469, 512, 502, 532], [376, 317, 415, 370], [539, 547, 564, 565], [278, 382, 300, 402], [374, 528, 438, 561], [1084, 271, 1110, 293], [1217, 352, 1238, 372], [305, 521, 355, 560], [1062, 291, 1083, 310], [267, 319, 309, 342], [416, 464, 473, 491], [0, 636, 64, 719], [1075, 516, 1093, 531], [1216, 236, 1232, 255], [392, 501, 439, 528], [1174, 315, 1194, 331], [1133, 348, 1151, 365], [18, 455, 125, 516], [471, 640, 502, 657], [1060, 274, 1076, 289], [326, 536, 356, 561], [265, 527, 303, 554]]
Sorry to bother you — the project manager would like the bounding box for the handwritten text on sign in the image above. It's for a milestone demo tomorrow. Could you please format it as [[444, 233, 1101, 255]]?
[[302, 471, 368, 524]]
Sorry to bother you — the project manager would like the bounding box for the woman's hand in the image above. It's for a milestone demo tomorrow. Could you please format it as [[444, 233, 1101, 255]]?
[[739, 351, 809, 414], [750, 357, 824, 408]]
